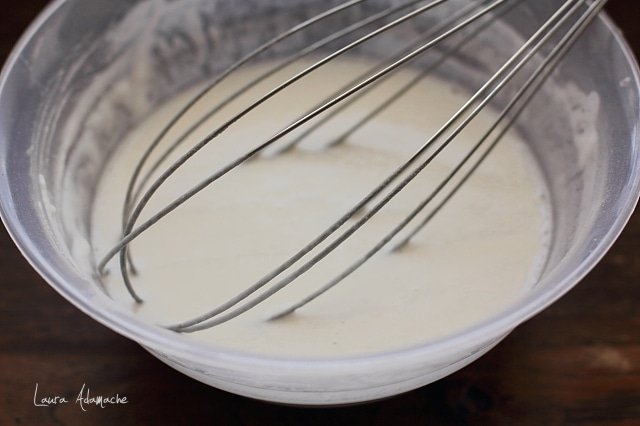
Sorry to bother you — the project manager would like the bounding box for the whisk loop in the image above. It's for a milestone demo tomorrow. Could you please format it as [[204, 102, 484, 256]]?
[[96, 0, 608, 331]]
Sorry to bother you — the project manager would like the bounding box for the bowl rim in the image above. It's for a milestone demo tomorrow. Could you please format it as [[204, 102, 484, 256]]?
[[1, 0, 639, 370]]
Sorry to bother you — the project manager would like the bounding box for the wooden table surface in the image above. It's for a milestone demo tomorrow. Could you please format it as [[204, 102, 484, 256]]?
[[1, 1, 639, 425]]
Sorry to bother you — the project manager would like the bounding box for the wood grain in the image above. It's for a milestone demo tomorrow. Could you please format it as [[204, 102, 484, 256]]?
[[0, 1, 638, 424]]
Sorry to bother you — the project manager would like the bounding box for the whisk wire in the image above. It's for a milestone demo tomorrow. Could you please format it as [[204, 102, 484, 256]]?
[[98, 0, 455, 279], [271, 0, 491, 155], [169, 0, 583, 332], [98, 0, 492, 284], [126, 0, 432, 217], [120, 0, 368, 230], [271, 0, 607, 320], [149, 0, 520, 331]]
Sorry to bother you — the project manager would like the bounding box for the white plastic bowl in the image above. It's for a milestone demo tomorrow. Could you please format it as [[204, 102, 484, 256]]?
[[0, 0, 638, 405]]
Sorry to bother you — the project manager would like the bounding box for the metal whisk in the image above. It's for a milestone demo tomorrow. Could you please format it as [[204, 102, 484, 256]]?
[[97, 0, 607, 332]]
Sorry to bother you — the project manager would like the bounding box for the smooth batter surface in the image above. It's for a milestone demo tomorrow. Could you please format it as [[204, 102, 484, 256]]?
[[92, 59, 551, 357]]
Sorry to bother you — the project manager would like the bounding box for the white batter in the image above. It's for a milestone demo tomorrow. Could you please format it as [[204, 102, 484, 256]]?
[[92, 59, 551, 358]]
